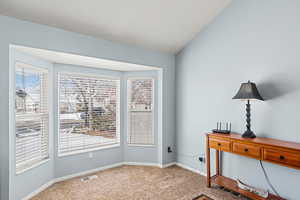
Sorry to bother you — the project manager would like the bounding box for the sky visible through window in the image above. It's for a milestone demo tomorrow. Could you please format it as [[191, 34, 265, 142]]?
[[15, 65, 49, 173], [16, 73, 40, 89]]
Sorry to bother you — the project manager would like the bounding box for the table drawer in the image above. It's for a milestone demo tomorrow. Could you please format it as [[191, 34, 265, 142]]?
[[209, 138, 231, 152], [232, 142, 261, 159], [263, 148, 300, 168]]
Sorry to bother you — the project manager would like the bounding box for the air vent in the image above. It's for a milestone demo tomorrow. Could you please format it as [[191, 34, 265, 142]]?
[[80, 175, 98, 182]]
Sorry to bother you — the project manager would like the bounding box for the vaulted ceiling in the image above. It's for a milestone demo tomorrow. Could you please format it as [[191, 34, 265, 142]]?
[[0, 0, 231, 53]]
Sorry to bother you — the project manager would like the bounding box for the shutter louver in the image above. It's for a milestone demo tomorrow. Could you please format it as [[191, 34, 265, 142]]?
[[127, 79, 154, 145], [58, 73, 120, 156], [15, 63, 49, 173]]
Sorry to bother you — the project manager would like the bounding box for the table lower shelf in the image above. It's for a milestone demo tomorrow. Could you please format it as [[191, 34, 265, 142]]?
[[211, 175, 284, 200]]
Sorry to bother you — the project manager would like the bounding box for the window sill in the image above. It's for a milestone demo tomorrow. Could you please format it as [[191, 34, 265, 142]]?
[[16, 158, 50, 175], [127, 144, 155, 147], [58, 143, 121, 157]]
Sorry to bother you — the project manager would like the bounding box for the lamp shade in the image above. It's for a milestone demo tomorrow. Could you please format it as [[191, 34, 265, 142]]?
[[232, 81, 264, 101]]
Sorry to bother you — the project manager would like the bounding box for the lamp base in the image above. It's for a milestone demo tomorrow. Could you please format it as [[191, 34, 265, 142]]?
[[242, 130, 256, 138]]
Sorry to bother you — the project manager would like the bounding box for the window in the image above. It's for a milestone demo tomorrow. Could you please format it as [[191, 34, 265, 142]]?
[[15, 62, 49, 173], [127, 78, 154, 145], [58, 73, 120, 156]]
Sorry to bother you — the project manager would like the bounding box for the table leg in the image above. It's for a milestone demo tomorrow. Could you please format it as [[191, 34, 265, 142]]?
[[205, 135, 211, 187], [216, 150, 220, 176]]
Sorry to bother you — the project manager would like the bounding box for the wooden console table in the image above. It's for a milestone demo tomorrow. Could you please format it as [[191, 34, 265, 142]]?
[[205, 133, 300, 200]]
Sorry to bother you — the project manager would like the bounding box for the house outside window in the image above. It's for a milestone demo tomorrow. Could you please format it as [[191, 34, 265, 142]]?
[[15, 62, 49, 173]]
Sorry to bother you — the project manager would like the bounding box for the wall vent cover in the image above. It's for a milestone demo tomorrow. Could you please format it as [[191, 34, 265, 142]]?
[[80, 175, 98, 182]]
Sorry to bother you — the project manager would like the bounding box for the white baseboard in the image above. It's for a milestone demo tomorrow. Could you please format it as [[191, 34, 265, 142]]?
[[161, 162, 176, 168], [175, 162, 207, 177], [21, 161, 162, 200], [22, 161, 202, 200], [123, 162, 161, 167], [54, 162, 124, 183], [54, 161, 176, 185], [124, 161, 177, 168], [22, 162, 123, 200], [22, 180, 54, 200]]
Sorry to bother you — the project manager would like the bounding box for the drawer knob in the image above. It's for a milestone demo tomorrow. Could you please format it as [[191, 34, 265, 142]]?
[[218, 143, 221, 146], [279, 155, 285, 160], [244, 148, 249, 152]]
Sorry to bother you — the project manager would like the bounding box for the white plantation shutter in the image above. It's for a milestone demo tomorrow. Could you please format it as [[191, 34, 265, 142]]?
[[15, 63, 49, 173], [127, 78, 154, 145], [58, 73, 120, 156]]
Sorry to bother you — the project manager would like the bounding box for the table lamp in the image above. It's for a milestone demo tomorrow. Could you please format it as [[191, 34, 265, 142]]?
[[232, 81, 264, 138]]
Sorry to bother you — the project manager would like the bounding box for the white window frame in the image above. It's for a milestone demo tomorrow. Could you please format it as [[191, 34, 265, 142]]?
[[12, 61, 51, 174], [127, 77, 155, 147], [57, 72, 121, 157]]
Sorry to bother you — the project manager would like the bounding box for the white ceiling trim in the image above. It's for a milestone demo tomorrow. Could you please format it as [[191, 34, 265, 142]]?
[[12, 45, 160, 72]]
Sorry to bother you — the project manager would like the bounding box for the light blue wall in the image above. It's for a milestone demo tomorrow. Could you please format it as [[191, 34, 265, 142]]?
[[176, 1, 300, 199], [0, 15, 175, 200]]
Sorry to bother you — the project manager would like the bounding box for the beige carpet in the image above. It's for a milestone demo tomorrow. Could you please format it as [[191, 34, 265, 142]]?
[[31, 165, 240, 200]]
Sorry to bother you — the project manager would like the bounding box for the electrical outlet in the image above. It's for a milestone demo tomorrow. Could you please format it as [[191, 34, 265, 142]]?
[[167, 146, 172, 153], [88, 152, 93, 158], [198, 156, 205, 163]]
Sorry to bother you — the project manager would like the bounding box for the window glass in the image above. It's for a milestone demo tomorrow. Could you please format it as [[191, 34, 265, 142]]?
[[15, 63, 49, 173], [127, 79, 154, 145], [58, 73, 120, 155]]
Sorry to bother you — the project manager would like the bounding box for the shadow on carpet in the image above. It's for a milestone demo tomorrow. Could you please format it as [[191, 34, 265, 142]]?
[[192, 194, 214, 200]]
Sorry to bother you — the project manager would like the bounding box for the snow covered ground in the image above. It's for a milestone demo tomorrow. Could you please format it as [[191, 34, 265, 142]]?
[[59, 128, 118, 153]]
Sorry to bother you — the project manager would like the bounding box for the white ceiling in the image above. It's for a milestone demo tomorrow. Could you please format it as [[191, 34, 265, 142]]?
[[13, 45, 160, 71], [1, 0, 231, 54]]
